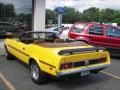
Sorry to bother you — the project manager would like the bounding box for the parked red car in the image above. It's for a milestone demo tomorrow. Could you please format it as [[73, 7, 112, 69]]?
[[68, 22, 120, 55]]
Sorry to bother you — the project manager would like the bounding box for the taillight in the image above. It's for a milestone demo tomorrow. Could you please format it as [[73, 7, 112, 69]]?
[[68, 32, 71, 37], [60, 62, 72, 70], [99, 57, 106, 63]]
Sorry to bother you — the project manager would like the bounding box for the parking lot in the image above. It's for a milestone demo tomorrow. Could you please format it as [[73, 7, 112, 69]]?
[[0, 40, 120, 90]]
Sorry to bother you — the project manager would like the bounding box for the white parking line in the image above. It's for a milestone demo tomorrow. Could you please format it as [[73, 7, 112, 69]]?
[[0, 41, 5, 55], [101, 71, 120, 80], [0, 72, 16, 90], [0, 42, 4, 48]]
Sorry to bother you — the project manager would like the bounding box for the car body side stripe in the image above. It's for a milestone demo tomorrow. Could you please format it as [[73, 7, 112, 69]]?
[[7, 44, 30, 57], [7, 44, 56, 68], [39, 60, 56, 68]]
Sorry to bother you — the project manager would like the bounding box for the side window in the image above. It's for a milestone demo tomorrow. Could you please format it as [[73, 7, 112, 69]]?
[[73, 24, 87, 33], [89, 25, 103, 35], [53, 28, 58, 31], [106, 26, 120, 37]]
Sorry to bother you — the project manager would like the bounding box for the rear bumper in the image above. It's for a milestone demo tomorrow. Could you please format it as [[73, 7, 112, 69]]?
[[57, 64, 110, 77]]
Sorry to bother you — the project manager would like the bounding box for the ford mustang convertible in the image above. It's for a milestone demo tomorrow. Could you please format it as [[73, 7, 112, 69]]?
[[4, 31, 110, 84]]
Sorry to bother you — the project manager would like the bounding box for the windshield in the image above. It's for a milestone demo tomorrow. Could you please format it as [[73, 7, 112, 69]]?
[[19, 32, 57, 40]]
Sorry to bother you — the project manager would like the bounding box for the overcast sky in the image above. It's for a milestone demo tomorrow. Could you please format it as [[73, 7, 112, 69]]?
[[46, 0, 120, 12], [0, 0, 120, 14]]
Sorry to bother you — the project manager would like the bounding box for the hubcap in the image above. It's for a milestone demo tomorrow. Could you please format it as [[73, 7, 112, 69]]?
[[31, 64, 39, 80]]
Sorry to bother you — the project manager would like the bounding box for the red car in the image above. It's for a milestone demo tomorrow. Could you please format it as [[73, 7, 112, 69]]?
[[68, 22, 120, 54]]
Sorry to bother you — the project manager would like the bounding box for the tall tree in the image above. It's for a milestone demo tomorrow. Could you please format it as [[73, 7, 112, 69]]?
[[46, 9, 56, 24], [101, 8, 115, 22], [62, 7, 81, 23], [82, 7, 100, 22], [45, 7, 120, 24], [0, 3, 5, 18], [5, 4, 15, 17], [0, 3, 16, 19]]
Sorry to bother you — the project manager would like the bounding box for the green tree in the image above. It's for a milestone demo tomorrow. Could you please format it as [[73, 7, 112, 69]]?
[[5, 4, 16, 17], [0, 3, 5, 18], [62, 7, 81, 23], [0, 3, 16, 20], [45, 7, 120, 24], [101, 8, 115, 23], [114, 10, 120, 24], [82, 7, 100, 22], [46, 9, 56, 24]]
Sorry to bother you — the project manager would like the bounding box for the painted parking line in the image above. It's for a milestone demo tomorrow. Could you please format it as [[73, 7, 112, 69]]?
[[0, 42, 4, 47], [101, 71, 120, 80], [0, 72, 16, 90], [0, 41, 5, 55]]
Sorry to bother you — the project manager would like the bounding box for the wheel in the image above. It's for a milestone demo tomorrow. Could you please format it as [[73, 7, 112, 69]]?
[[30, 61, 48, 84], [5, 49, 15, 60], [91, 70, 100, 74]]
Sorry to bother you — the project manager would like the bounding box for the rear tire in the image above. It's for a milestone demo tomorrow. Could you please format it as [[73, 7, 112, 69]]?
[[91, 70, 99, 74], [30, 61, 49, 84]]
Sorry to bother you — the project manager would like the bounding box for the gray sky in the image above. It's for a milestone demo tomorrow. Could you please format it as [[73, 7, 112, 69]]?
[[0, 0, 120, 14], [46, 0, 120, 12]]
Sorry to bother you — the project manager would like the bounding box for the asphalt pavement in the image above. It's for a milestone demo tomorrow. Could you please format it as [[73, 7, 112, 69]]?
[[0, 39, 120, 90], [0, 55, 120, 90]]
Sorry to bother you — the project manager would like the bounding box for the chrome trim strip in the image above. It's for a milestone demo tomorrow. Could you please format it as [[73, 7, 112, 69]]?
[[7, 44, 30, 57], [57, 64, 110, 76]]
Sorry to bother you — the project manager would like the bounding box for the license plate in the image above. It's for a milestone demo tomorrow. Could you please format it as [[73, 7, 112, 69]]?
[[81, 71, 90, 76]]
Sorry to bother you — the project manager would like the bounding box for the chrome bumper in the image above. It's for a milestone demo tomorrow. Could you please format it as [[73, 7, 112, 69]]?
[[57, 64, 110, 77]]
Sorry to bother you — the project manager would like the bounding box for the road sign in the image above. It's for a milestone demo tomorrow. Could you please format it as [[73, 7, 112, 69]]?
[[55, 7, 65, 14]]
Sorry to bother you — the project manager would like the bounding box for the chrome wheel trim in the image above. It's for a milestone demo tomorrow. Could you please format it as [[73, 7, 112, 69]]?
[[31, 64, 39, 81]]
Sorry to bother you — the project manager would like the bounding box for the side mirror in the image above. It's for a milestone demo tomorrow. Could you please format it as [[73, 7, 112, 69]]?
[[5, 32, 14, 38]]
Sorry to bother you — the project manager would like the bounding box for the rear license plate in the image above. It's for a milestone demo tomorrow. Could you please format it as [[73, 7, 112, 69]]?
[[81, 71, 90, 76]]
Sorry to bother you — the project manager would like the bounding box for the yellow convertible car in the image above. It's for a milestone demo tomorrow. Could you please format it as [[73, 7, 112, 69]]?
[[4, 31, 110, 84]]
